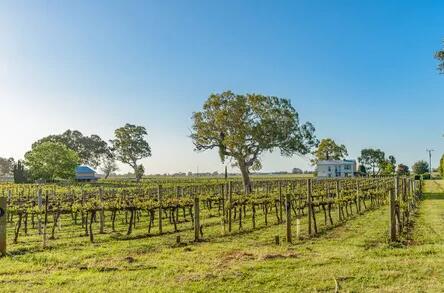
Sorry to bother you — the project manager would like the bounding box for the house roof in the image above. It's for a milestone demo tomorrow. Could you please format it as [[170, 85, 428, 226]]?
[[317, 160, 356, 165], [75, 165, 96, 174]]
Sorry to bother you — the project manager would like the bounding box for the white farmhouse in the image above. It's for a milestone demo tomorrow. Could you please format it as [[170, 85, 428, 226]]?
[[316, 160, 356, 178]]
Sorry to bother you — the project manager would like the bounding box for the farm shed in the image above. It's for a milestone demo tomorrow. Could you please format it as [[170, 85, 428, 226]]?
[[75, 166, 98, 182]]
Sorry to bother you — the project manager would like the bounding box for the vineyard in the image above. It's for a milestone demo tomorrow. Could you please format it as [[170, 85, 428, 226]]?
[[0, 176, 421, 251]]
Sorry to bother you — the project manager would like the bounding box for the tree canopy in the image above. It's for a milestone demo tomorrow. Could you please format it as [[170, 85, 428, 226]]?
[[191, 91, 317, 191], [312, 138, 347, 164], [358, 148, 385, 175], [25, 142, 79, 181], [412, 160, 429, 175], [32, 130, 110, 168], [110, 124, 151, 182]]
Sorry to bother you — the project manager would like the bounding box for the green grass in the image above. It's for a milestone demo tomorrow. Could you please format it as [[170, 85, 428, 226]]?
[[1, 181, 443, 292]]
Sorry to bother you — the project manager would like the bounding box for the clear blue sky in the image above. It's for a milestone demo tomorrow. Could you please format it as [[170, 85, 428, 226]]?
[[1, 0, 444, 174]]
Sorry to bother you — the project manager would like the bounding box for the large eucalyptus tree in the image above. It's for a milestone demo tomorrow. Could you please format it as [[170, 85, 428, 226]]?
[[191, 91, 317, 192]]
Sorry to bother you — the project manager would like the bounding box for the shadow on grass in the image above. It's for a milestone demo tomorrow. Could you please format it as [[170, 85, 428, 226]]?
[[8, 246, 38, 256], [7, 244, 59, 256], [422, 193, 444, 200], [111, 229, 190, 241]]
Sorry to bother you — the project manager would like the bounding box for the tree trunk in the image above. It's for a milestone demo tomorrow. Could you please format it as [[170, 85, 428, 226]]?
[[133, 165, 141, 183], [238, 160, 252, 194]]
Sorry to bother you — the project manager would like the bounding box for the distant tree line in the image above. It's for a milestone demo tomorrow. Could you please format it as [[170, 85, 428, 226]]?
[[1, 123, 152, 183], [0, 89, 434, 187]]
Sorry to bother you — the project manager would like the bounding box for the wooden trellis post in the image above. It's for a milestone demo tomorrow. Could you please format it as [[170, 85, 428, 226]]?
[[389, 188, 397, 242], [336, 180, 342, 221], [38, 189, 42, 235], [285, 194, 292, 243], [403, 177, 409, 225], [279, 181, 283, 224], [0, 197, 6, 256], [394, 176, 401, 234], [99, 188, 105, 234], [221, 183, 226, 234], [228, 181, 232, 233], [158, 185, 162, 235], [307, 179, 313, 236], [194, 195, 200, 242], [43, 191, 49, 249]]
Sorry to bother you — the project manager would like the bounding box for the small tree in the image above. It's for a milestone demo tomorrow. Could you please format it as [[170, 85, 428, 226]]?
[[380, 162, 395, 175], [100, 156, 119, 179], [0, 157, 14, 176], [312, 138, 348, 164], [358, 148, 385, 176], [13, 160, 29, 183], [358, 164, 367, 175], [191, 91, 317, 192], [388, 155, 396, 167], [24, 142, 79, 181], [379, 155, 396, 175], [111, 124, 151, 182], [397, 164, 410, 176], [412, 160, 429, 175]]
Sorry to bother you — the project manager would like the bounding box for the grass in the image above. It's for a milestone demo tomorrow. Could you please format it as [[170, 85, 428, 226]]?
[[0, 181, 443, 292]]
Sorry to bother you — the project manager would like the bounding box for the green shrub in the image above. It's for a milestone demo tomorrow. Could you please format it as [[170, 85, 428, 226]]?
[[422, 173, 431, 180]]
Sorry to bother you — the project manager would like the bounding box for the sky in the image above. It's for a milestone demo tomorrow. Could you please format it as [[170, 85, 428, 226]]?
[[1, 0, 444, 174]]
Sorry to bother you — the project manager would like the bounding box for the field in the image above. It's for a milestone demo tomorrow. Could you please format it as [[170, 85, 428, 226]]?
[[0, 178, 441, 292]]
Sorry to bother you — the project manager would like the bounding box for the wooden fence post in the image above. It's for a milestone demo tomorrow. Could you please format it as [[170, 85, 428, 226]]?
[[0, 197, 7, 256], [307, 179, 313, 236], [194, 195, 200, 241], [389, 188, 397, 242], [286, 194, 292, 243], [157, 185, 162, 235]]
